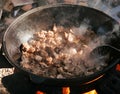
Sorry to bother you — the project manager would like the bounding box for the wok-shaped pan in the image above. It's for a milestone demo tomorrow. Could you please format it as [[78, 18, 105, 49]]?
[[2, 4, 120, 86]]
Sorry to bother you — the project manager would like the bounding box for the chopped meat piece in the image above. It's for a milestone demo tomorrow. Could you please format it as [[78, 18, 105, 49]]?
[[39, 62, 48, 68], [57, 67, 64, 74], [46, 57, 53, 64], [57, 74, 64, 79], [34, 55, 42, 61]]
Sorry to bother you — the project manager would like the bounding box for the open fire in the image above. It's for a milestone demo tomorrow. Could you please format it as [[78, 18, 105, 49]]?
[[84, 89, 97, 94], [35, 63, 120, 94], [36, 87, 97, 94], [62, 87, 97, 94], [116, 64, 120, 71]]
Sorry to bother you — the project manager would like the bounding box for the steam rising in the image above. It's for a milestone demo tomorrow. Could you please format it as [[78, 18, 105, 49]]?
[[17, 29, 34, 43], [67, 18, 89, 36]]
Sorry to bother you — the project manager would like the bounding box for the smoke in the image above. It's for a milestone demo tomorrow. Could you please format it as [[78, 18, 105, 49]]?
[[17, 28, 34, 43], [69, 17, 112, 70], [72, 18, 103, 46], [71, 18, 91, 36]]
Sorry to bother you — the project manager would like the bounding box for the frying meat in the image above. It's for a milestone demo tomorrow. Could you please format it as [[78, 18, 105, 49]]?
[[20, 25, 109, 78]]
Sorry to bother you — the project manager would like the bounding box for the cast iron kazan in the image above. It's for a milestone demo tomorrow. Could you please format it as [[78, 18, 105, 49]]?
[[2, 4, 120, 86]]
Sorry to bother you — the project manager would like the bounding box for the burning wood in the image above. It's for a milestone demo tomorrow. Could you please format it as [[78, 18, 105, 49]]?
[[116, 64, 120, 71], [62, 87, 97, 94], [62, 87, 70, 94], [36, 91, 45, 94], [84, 89, 97, 94]]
